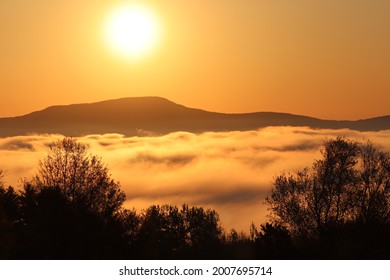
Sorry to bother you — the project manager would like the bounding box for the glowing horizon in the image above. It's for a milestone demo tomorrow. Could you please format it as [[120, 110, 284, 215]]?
[[1, 1, 389, 118]]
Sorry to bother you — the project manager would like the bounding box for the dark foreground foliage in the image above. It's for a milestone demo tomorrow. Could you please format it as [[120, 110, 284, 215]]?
[[1, 137, 389, 259], [0, 184, 226, 259]]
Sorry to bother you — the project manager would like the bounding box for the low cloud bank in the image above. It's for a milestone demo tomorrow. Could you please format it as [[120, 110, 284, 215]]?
[[1, 127, 389, 231]]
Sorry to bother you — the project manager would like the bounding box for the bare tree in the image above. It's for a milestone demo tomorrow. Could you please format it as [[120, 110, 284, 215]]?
[[309, 138, 359, 230], [357, 141, 390, 224], [267, 137, 390, 237], [32, 137, 125, 217]]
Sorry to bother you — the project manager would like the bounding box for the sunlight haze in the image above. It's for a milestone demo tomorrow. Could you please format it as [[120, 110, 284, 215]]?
[[103, 3, 160, 60], [1, 0, 389, 119]]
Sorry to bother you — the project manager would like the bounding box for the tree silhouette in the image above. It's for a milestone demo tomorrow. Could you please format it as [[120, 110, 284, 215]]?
[[17, 184, 128, 259], [33, 138, 125, 218], [0, 169, 20, 227], [133, 204, 223, 259], [250, 223, 293, 259], [356, 141, 390, 224], [267, 137, 390, 238], [0, 170, 22, 258], [182, 205, 222, 254], [11, 138, 128, 259], [135, 205, 186, 259]]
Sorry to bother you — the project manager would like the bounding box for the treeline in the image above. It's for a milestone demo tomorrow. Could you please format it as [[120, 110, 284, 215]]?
[[1, 137, 390, 259]]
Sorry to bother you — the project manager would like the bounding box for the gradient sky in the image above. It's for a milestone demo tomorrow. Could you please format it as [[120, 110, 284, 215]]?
[[1, 0, 389, 119]]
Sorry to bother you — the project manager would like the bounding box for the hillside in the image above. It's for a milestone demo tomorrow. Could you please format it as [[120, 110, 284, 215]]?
[[0, 97, 389, 137]]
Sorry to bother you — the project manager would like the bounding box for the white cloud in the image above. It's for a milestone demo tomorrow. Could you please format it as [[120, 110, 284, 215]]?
[[1, 127, 389, 231]]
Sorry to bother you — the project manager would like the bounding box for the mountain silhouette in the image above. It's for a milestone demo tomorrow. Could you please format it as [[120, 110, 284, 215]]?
[[0, 97, 389, 137]]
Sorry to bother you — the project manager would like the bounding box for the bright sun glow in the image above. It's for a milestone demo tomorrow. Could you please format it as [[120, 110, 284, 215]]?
[[104, 4, 160, 60]]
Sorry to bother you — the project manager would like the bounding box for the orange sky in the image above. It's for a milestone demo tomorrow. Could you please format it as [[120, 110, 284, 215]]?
[[1, 0, 389, 119]]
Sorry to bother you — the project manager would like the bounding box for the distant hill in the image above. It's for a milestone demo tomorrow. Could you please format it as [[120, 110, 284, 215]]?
[[0, 97, 389, 137]]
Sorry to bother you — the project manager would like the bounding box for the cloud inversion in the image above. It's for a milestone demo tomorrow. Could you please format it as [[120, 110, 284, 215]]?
[[1, 127, 389, 231]]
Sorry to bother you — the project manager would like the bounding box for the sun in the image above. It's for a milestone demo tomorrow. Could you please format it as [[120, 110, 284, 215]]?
[[104, 3, 160, 60]]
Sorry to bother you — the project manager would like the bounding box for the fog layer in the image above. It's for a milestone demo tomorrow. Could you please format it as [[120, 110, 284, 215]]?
[[1, 127, 389, 231]]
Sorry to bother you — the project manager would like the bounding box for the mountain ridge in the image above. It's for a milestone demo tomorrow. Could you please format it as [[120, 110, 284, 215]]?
[[0, 96, 389, 137]]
